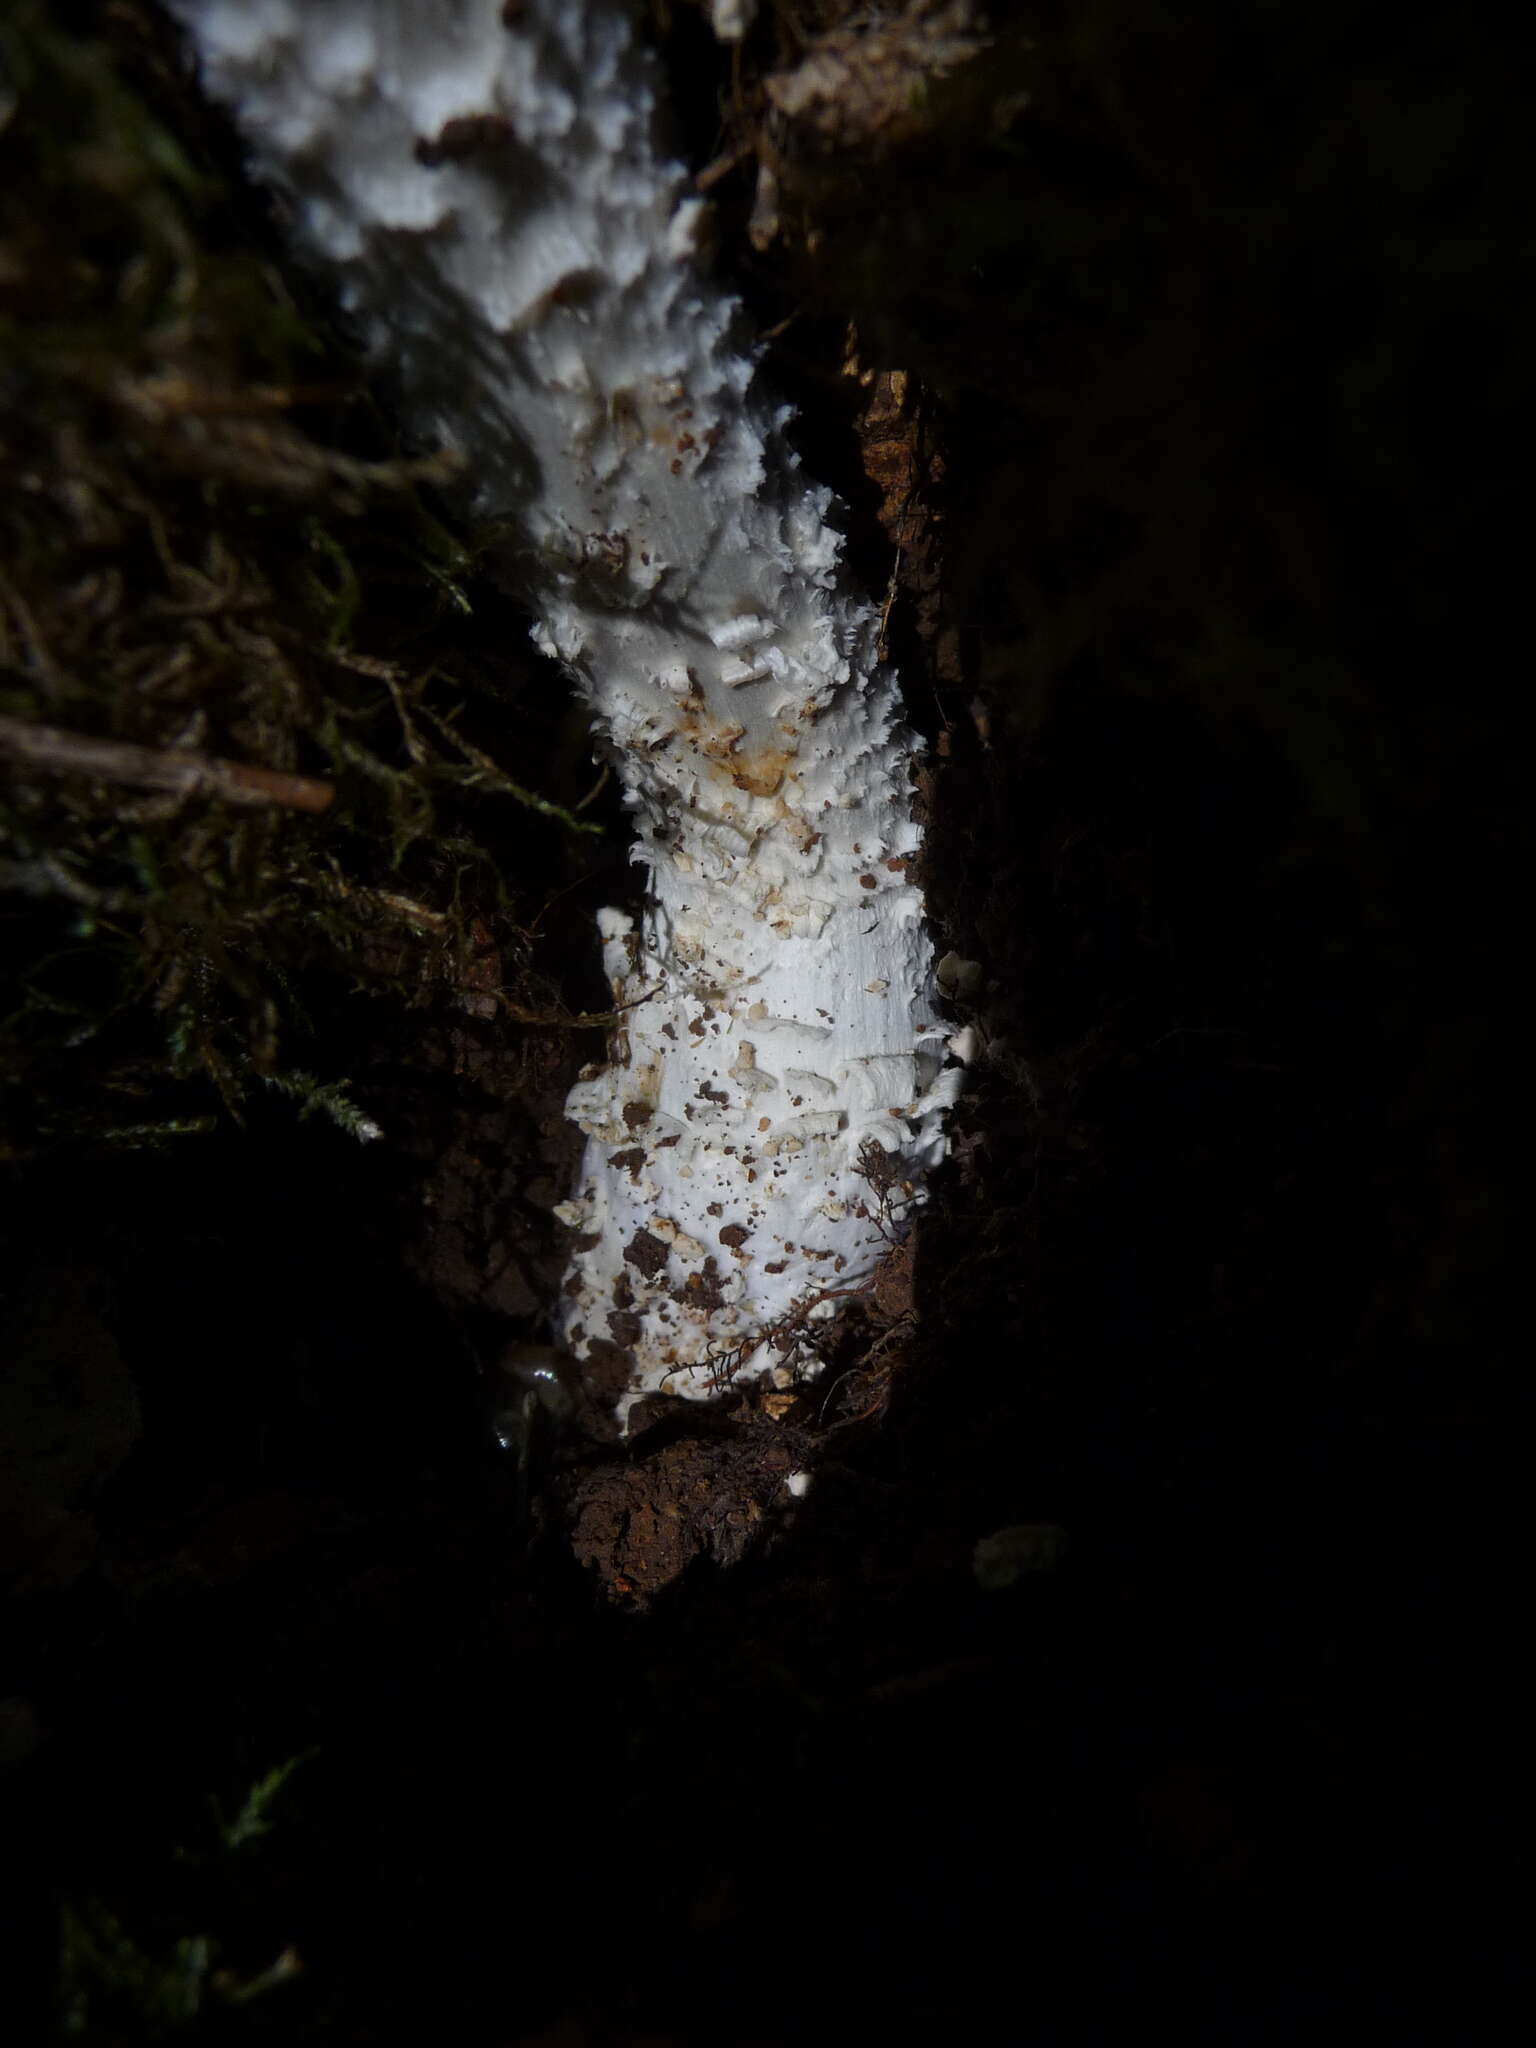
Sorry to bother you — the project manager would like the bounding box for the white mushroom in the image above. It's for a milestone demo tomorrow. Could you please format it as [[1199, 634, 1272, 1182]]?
[[168, 0, 958, 1424]]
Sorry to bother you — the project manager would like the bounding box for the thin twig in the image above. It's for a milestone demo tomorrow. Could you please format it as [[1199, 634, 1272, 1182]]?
[[695, 142, 753, 192], [0, 571, 63, 698], [574, 762, 610, 811], [495, 983, 658, 1030], [0, 715, 335, 813]]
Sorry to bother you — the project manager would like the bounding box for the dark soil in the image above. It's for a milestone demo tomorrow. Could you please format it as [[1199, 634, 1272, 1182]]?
[[1, 3, 1519, 2043]]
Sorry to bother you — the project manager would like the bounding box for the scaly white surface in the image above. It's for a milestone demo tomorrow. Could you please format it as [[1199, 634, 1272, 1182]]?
[[170, 0, 958, 1421]]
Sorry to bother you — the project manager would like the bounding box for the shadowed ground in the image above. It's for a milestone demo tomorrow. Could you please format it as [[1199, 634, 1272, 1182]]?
[[2, 4, 1517, 2040]]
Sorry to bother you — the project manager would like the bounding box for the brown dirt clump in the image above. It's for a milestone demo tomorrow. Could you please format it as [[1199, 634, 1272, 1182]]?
[[567, 1414, 816, 1605]]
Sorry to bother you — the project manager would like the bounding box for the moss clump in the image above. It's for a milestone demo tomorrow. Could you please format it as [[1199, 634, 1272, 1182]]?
[[0, 2, 603, 1157]]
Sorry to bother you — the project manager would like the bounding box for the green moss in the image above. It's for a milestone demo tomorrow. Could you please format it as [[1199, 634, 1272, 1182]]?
[[57, 1750, 317, 2038], [0, 2, 605, 1158]]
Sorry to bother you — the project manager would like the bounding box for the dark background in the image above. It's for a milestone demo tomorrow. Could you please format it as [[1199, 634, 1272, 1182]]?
[[2, 2, 1518, 2040]]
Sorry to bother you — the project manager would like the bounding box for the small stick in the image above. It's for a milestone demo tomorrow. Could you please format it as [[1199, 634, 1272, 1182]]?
[[496, 983, 659, 1030], [694, 142, 753, 193], [0, 715, 335, 813]]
